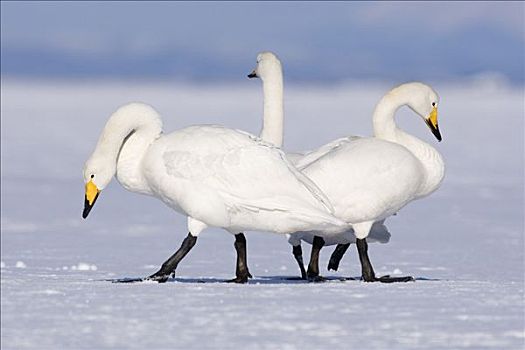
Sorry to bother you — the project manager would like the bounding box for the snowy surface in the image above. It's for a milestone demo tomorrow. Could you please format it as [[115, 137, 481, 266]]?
[[1, 79, 524, 349]]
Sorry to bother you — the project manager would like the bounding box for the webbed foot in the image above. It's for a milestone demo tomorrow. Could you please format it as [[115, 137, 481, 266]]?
[[226, 274, 250, 284], [307, 275, 327, 283], [374, 275, 415, 283]]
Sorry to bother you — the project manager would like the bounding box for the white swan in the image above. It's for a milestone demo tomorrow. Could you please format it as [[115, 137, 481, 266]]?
[[249, 52, 445, 282], [248, 51, 392, 279], [82, 102, 348, 282], [297, 82, 445, 282]]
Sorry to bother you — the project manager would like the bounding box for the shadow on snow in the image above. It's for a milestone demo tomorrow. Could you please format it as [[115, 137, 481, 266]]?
[[104, 275, 442, 284]]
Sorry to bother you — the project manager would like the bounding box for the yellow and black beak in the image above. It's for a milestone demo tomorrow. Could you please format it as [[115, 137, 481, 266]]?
[[247, 69, 258, 79], [82, 180, 100, 219], [425, 106, 442, 142]]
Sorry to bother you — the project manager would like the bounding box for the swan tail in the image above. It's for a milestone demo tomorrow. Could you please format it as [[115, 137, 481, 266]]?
[[289, 210, 348, 234], [366, 219, 391, 244]]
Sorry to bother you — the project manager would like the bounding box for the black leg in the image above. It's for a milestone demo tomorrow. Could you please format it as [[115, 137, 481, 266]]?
[[356, 238, 376, 281], [292, 245, 307, 280], [307, 236, 325, 282], [356, 238, 414, 283], [327, 243, 351, 271], [227, 233, 252, 283], [148, 232, 197, 283]]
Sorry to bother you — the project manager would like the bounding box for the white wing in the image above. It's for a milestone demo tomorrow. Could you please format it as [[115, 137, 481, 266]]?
[[299, 137, 424, 224], [292, 136, 362, 170], [144, 126, 346, 234]]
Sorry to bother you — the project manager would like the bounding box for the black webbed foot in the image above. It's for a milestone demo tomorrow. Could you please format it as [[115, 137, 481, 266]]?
[[225, 274, 250, 284], [374, 275, 415, 283], [146, 272, 171, 283], [112, 233, 197, 284], [307, 275, 327, 283], [142, 232, 198, 283], [357, 238, 415, 283], [110, 277, 145, 283]]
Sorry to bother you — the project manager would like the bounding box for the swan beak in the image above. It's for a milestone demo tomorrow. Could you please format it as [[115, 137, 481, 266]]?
[[247, 70, 258, 79], [425, 107, 442, 142], [83, 180, 100, 219]]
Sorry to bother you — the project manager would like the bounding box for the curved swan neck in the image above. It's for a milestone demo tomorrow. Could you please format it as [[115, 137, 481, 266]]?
[[259, 66, 284, 147], [372, 90, 404, 142], [372, 87, 445, 196], [87, 103, 163, 189]]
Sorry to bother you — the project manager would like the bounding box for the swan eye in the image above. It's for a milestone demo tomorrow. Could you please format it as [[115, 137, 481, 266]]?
[[432, 102, 436, 107], [90, 174, 95, 179]]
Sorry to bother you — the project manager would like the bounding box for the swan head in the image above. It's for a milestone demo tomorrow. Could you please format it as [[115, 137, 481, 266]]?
[[396, 82, 441, 142], [82, 157, 115, 219], [247, 51, 282, 81]]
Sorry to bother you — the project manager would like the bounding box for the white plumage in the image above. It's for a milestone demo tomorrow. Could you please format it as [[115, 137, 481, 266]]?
[[84, 103, 346, 235], [250, 52, 444, 280], [297, 82, 445, 240]]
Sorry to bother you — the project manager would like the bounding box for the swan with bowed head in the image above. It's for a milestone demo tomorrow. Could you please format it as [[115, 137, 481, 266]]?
[[82, 103, 348, 282], [248, 51, 444, 282]]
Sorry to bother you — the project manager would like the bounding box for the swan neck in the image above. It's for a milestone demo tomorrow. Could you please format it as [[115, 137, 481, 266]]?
[[372, 93, 402, 142], [88, 105, 163, 190], [91, 121, 134, 171], [115, 122, 162, 193], [259, 68, 284, 147]]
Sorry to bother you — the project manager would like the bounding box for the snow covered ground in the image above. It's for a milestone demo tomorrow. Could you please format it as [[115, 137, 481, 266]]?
[[1, 79, 523, 349]]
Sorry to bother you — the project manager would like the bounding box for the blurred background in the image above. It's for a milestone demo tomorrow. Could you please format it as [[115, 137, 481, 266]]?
[[1, 2, 524, 84], [1, 3, 524, 349]]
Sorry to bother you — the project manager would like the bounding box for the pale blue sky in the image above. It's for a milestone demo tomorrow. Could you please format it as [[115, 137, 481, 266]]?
[[1, 1, 524, 83]]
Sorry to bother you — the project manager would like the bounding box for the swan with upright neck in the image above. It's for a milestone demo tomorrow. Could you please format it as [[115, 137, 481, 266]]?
[[249, 52, 444, 282], [82, 102, 347, 282], [248, 52, 284, 148]]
